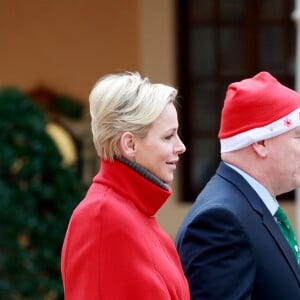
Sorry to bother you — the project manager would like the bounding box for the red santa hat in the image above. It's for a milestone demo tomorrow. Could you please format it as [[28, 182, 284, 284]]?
[[219, 71, 300, 153]]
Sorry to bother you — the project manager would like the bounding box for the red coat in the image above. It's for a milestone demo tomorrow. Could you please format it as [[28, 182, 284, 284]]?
[[61, 159, 190, 299]]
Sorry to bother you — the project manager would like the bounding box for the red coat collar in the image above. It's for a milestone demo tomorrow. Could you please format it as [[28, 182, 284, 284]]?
[[93, 159, 172, 216]]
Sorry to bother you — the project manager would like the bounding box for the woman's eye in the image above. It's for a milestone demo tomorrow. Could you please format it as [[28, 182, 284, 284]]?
[[165, 134, 173, 140]]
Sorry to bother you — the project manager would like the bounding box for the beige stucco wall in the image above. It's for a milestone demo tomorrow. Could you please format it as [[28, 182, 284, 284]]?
[[0, 0, 139, 101]]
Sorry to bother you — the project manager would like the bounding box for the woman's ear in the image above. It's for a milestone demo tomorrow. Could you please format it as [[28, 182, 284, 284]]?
[[251, 140, 268, 158], [120, 132, 136, 159]]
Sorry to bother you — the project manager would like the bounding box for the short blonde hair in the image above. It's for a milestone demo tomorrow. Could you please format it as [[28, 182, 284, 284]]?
[[89, 71, 177, 160]]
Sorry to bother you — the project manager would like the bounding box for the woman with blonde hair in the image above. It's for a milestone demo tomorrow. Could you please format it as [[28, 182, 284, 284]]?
[[61, 72, 190, 299]]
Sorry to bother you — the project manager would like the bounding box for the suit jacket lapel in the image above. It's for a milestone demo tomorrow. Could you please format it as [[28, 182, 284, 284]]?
[[217, 162, 300, 284]]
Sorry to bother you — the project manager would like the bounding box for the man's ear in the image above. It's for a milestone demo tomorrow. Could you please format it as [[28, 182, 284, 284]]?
[[120, 132, 136, 158], [251, 140, 267, 158]]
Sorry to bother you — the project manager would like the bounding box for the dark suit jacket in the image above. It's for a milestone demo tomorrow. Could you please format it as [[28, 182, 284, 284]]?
[[176, 162, 300, 299]]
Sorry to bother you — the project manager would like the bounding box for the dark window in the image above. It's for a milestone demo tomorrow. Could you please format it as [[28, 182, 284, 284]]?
[[177, 0, 295, 201]]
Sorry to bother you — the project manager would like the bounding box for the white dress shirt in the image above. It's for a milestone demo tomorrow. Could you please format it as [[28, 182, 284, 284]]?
[[225, 162, 279, 216]]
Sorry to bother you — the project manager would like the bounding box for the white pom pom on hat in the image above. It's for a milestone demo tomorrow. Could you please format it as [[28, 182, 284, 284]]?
[[219, 71, 300, 153]]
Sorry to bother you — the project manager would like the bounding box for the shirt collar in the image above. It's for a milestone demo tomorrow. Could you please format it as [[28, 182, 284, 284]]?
[[225, 162, 279, 216]]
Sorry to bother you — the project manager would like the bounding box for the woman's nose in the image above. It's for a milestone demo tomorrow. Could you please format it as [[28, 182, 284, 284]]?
[[176, 136, 186, 155]]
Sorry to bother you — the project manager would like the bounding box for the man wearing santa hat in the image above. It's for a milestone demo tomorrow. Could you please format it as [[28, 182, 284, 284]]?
[[176, 72, 300, 299]]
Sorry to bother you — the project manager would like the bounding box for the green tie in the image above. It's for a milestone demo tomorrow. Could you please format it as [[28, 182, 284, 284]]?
[[275, 206, 300, 264]]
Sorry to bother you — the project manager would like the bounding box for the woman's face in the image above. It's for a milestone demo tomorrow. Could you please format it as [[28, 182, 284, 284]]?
[[134, 102, 186, 184]]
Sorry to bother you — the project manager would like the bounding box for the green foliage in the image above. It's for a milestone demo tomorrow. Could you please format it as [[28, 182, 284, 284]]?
[[0, 87, 84, 299], [51, 95, 84, 119]]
